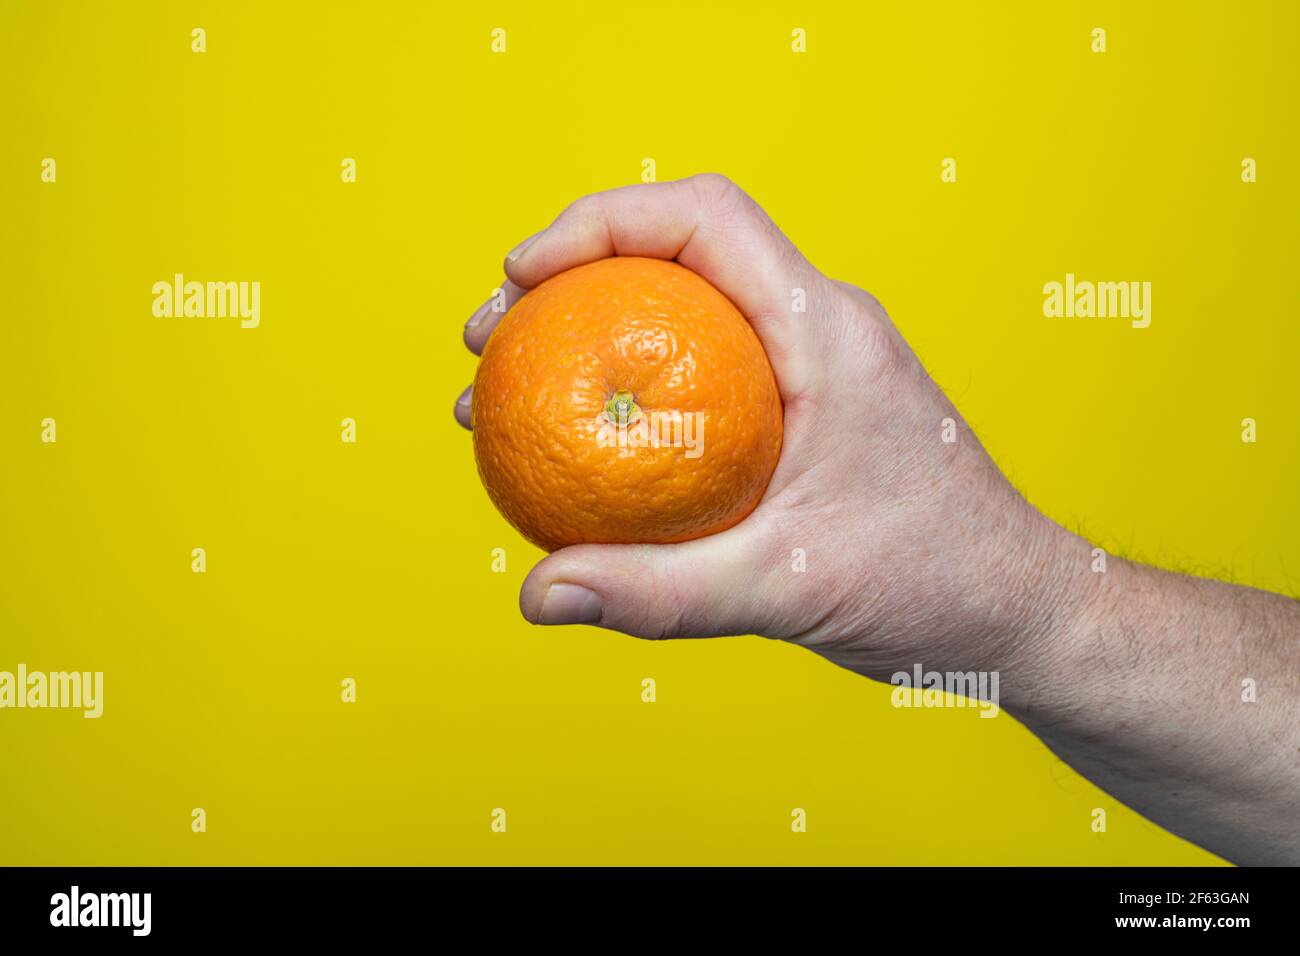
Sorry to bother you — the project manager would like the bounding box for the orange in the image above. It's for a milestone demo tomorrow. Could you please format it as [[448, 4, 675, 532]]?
[[471, 256, 783, 552]]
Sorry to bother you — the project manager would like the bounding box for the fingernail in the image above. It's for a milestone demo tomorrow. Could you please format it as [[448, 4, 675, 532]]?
[[537, 583, 602, 625], [506, 231, 541, 263], [464, 300, 491, 330], [456, 386, 472, 408]]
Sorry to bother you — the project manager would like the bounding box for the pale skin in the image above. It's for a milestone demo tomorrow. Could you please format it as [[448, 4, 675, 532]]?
[[455, 174, 1300, 866]]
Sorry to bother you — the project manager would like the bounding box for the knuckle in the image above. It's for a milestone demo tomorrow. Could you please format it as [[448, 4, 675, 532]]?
[[830, 301, 902, 373], [689, 172, 738, 196], [832, 279, 887, 318], [561, 192, 602, 225], [830, 281, 892, 339], [647, 562, 691, 639], [688, 172, 749, 214], [858, 313, 903, 371]]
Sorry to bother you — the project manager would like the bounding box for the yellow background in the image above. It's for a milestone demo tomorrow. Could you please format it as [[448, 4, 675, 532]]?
[[2, 0, 1295, 865]]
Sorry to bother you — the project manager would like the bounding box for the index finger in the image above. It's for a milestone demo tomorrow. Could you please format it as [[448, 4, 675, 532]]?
[[503, 174, 817, 322]]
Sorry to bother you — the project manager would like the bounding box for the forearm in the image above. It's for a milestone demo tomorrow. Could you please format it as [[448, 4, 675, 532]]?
[[1007, 526, 1300, 865]]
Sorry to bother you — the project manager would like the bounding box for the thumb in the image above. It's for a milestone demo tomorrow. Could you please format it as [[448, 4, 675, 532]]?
[[520, 530, 773, 640]]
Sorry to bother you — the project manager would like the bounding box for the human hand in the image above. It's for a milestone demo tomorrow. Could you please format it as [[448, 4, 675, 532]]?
[[455, 174, 1085, 686], [455, 175, 1300, 866]]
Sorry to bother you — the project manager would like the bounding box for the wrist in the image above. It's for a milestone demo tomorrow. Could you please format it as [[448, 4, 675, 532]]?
[[982, 506, 1109, 716]]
